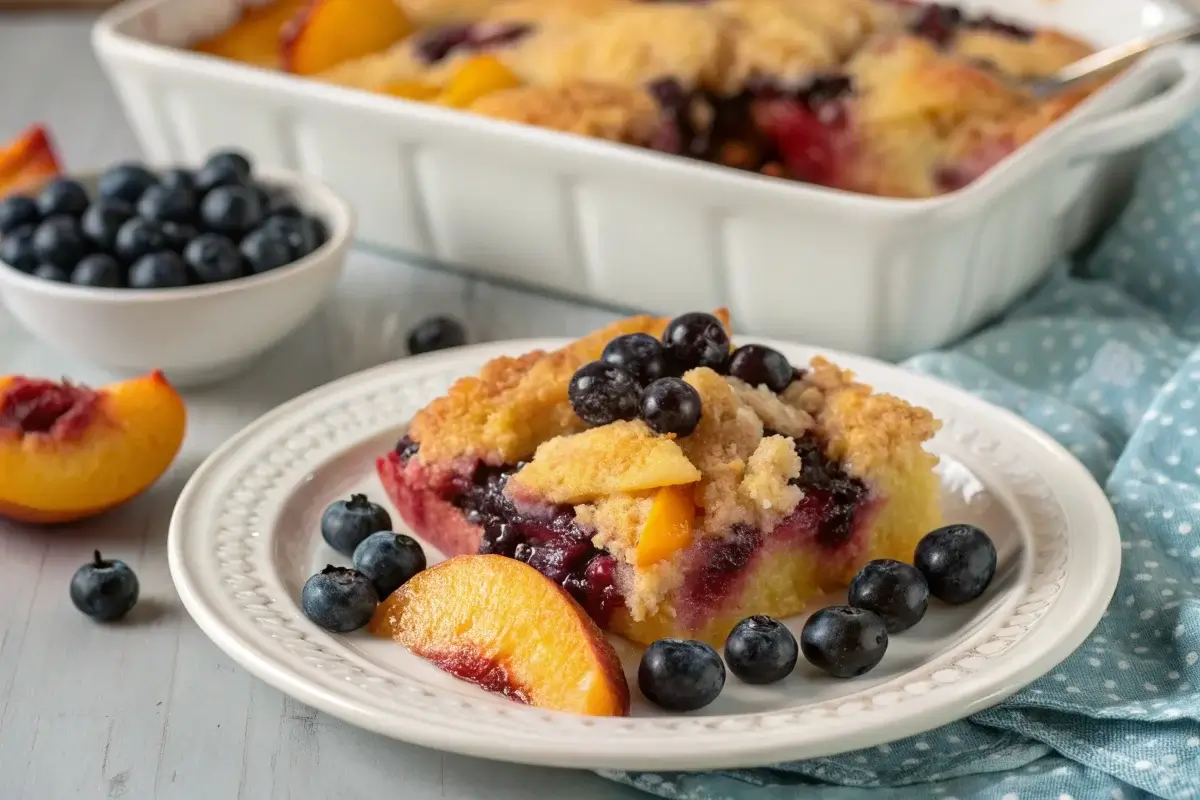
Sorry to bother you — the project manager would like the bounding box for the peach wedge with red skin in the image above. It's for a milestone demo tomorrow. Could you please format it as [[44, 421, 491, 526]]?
[[0, 124, 61, 197], [371, 554, 631, 716], [281, 0, 413, 77], [0, 371, 187, 524]]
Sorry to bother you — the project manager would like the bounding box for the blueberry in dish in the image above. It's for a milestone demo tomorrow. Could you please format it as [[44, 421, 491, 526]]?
[[198, 0, 1104, 198], [377, 310, 943, 647]]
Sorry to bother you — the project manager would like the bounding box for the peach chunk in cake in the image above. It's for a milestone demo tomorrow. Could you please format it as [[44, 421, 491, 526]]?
[[378, 311, 942, 646]]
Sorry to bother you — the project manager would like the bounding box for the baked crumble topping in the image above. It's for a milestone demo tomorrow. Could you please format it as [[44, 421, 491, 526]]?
[[470, 82, 662, 144]]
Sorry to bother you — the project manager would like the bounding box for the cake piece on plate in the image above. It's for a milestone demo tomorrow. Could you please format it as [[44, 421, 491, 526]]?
[[378, 311, 943, 646]]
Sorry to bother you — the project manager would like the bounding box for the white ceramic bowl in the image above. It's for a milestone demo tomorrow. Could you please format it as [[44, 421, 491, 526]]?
[[0, 167, 355, 387]]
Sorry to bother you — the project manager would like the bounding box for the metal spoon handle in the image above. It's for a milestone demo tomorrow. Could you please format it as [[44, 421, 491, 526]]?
[[1049, 20, 1200, 91]]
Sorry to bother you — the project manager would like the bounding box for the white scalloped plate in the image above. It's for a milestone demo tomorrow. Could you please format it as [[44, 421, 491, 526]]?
[[168, 338, 1120, 771]]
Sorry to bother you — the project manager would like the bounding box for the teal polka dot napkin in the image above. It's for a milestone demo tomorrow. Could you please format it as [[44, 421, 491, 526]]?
[[603, 115, 1200, 800]]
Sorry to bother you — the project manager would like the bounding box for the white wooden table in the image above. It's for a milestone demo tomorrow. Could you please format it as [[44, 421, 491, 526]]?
[[0, 13, 647, 799]]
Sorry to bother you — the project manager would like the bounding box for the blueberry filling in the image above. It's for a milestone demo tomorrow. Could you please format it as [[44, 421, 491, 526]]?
[[395, 435, 420, 462], [789, 433, 868, 548], [414, 22, 532, 64], [909, 3, 1033, 47], [649, 81, 778, 171]]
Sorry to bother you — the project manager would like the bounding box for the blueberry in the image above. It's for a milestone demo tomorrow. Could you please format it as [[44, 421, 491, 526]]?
[[727, 344, 793, 392], [847, 559, 929, 633], [114, 217, 169, 264], [723, 618, 800, 688], [602, 333, 667, 385], [352, 531, 427, 598], [239, 227, 293, 274], [205, 149, 253, 180], [661, 312, 730, 372], [71, 253, 122, 288], [0, 225, 38, 272], [406, 315, 467, 356], [194, 161, 245, 195], [80, 200, 135, 251], [37, 178, 90, 218], [69, 550, 139, 622], [98, 163, 157, 205], [32, 215, 89, 269], [300, 565, 379, 633], [261, 214, 325, 260], [638, 638, 726, 711], [128, 251, 188, 289], [137, 182, 197, 224], [513, 541, 534, 563], [800, 606, 888, 678], [33, 263, 71, 282], [321, 493, 393, 557], [200, 185, 264, 238], [478, 522, 522, 557], [568, 361, 641, 426], [161, 221, 199, 252], [913, 524, 997, 605], [183, 233, 242, 283], [640, 377, 702, 436], [267, 192, 303, 218], [159, 168, 196, 193], [0, 195, 39, 235]]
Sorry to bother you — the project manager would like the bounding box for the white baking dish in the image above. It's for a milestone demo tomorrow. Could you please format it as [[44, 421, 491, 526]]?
[[92, 0, 1200, 359]]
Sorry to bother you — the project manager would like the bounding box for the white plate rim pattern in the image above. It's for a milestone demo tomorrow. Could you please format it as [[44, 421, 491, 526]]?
[[167, 338, 1122, 771]]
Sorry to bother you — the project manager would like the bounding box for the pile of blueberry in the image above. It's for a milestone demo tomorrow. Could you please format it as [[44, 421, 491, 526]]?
[[300, 493, 428, 633], [569, 311, 797, 437], [637, 524, 997, 711], [0, 150, 328, 289]]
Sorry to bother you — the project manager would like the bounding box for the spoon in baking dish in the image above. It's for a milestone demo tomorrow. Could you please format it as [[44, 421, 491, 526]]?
[[1024, 19, 1200, 97]]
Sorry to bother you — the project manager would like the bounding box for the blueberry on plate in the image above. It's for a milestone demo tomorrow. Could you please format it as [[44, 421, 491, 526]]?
[[602, 332, 667, 385], [80, 199, 135, 251], [128, 251, 189, 289], [69, 550, 139, 622], [913, 524, 997, 605], [158, 168, 195, 193], [727, 344, 793, 393], [200, 185, 265, 239], [406, 315, 467, 356], [33, 263, 71, 282], [161, 221, 199, 253], [0, 225, 38, 272], [640, 377, 702, 436], [847, 559, 929, 633], [724, 615, 799, 685], [638, 638, 726, 711], [661, 311, 730, 372], [71, 253, 122, 288], [239, 226, 293, 274], [352, 531, 427, 598], [37, 178, 90, 218], [32, 215, 89, 270], [300, 566, 379, 633], [800, 605, 888, 678], [137, 182, 197, 224], [0, 194, 39, 235], [184, 233, 242, 283], [98, 162, 158, 205], [114, 217, 169, 265], [321, 493, 393, 557], [568, 361, 641, 426]]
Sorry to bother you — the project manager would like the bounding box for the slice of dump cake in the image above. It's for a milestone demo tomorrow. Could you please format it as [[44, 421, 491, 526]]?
[[378, 311, 942, 646]]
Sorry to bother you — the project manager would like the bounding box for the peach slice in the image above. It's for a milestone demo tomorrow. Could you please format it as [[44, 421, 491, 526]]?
[[0, 372, 187, 525], [192, 0, 311, 69], [436, 55, 521, 109], [371, 554, 631, 716], [381, 79, 441, 102], [634, 484, 696, 567], [281, 0, 414, 77], [0, 125, 61, 198]]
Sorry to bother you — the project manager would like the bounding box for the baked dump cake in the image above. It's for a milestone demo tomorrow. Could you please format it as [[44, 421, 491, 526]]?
[[195, 0, 1101, 197], [377, 311, 943, 646]]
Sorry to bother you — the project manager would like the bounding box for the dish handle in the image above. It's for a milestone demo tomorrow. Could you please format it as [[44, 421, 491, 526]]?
[[1064, 47, 1200, 162]]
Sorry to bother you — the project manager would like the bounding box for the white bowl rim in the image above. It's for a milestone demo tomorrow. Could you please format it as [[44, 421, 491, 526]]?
[[0, 166, 356, 304]]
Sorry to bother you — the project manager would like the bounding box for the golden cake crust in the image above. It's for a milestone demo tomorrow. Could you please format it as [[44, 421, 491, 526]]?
[[470, 82, 662, 144]]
